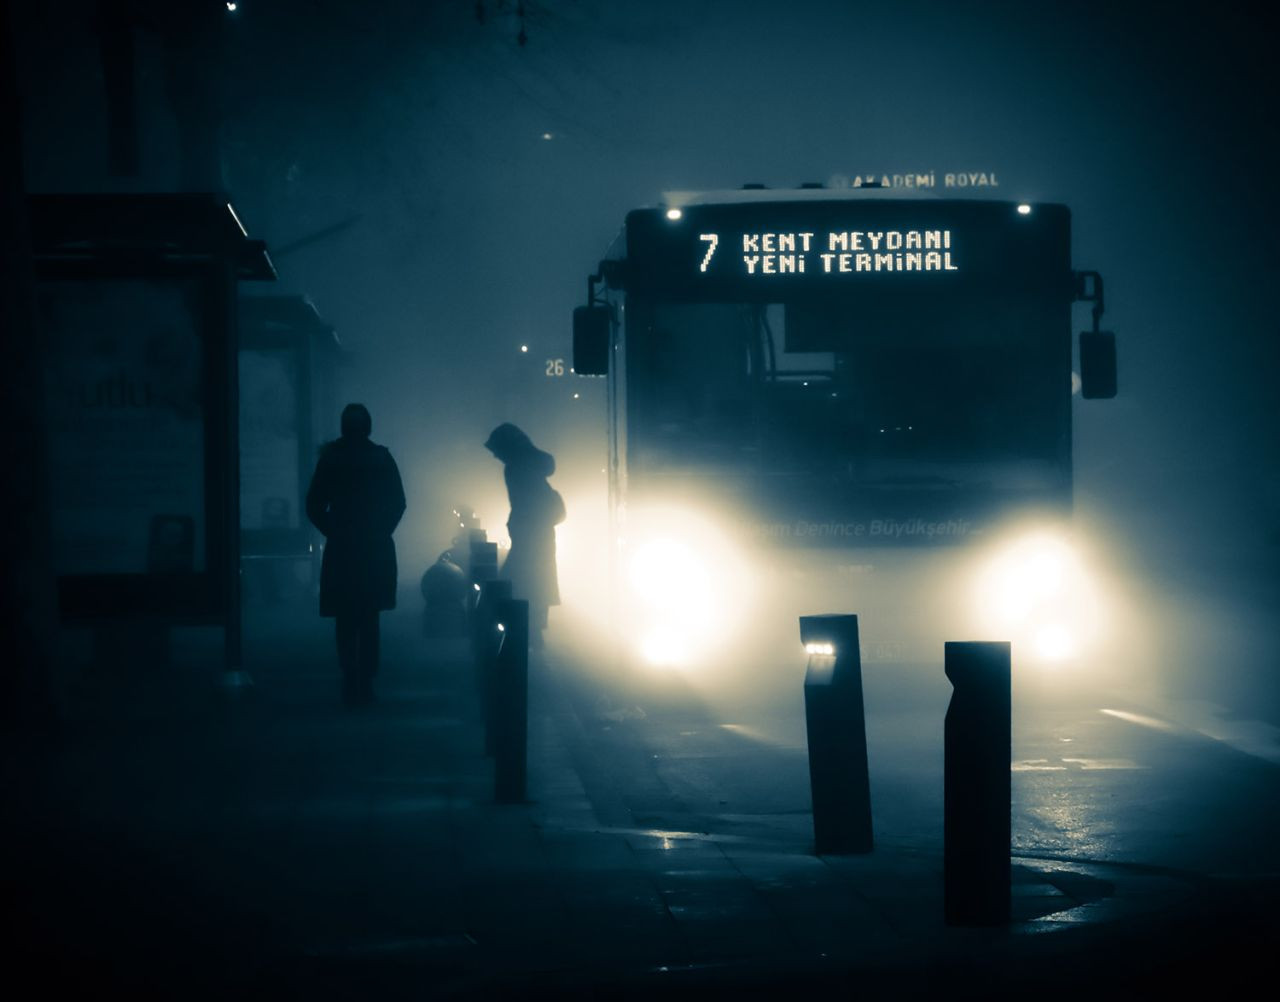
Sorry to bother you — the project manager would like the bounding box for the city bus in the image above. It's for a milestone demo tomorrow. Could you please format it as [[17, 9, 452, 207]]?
[[572, 186, 1116, 689]]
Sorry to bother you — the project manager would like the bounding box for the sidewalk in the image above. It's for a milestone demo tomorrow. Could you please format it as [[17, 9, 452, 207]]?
[[4, 598, 1273, 998]]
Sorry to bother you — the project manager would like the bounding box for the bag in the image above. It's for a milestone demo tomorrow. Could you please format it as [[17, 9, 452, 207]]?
[[547, 487, 566, 526]]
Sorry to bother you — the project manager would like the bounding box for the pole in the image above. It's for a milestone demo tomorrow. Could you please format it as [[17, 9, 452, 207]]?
[[475, 578, 511, 755], [493, 597, 528, 804], [801, 614, 873, 854], [944, 641, 1011, 926]]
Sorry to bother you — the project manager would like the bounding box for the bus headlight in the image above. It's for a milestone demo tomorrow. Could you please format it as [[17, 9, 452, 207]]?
[[973, 531, 1100, 665], [627, 536, 715, 667], [628, 538, 711, 614], [622, 506, 753, 669]]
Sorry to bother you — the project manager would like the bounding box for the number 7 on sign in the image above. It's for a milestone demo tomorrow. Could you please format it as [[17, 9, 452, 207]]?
[[699, 233, 719, 272]]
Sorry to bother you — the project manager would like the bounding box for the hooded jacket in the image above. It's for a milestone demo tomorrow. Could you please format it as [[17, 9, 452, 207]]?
[[484, 424, 564, 611]]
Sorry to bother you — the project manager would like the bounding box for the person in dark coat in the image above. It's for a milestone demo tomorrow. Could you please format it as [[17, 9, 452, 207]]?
[[306, 404, 406, 705], [484, 424, 565, 641]]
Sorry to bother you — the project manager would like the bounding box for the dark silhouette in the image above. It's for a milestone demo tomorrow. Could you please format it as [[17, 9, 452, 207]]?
[[801, 615, 872, 855], [944, 641, 1012, 926], [306, 404, 406, 706], [483, 423, 564, 641], [420, 550, 470, 638]]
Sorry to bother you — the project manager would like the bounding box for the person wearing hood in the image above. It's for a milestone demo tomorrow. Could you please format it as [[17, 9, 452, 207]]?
[[306, 403, 406, 706], [484, 423, 565, 641]]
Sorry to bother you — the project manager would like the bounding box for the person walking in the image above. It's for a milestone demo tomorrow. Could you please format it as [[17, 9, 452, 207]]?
[[306, 403, 406, 705], [483, 423, 564, 645]]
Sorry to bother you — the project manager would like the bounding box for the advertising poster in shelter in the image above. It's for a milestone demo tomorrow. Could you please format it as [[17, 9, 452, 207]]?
[[40, 280, 207, 576]]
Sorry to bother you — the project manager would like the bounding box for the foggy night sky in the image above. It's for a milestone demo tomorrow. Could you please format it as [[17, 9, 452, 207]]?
[[13, 0, 1279, 582]]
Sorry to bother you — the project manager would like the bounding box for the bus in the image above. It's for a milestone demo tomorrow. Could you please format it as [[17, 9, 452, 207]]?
[[572, 186, 1116, 689]]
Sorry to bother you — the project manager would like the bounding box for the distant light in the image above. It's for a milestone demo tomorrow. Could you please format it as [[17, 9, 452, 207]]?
[[497, 623, 506, 633], [226, 1, 237, 10], [665, 208, 683, 221], [573, 392, 580, 399], [541, 132, 555, 141], [473, 584, 481, 592], [805, 642, 836, 656], [1017, 204, 1032, 215], [520, 344, 528, 353], [802, 381, 809, 387]]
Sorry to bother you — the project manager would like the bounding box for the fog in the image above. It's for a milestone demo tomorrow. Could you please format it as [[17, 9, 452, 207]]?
[[14, 0, 1278, 715], [9, 4, 1280, 991]]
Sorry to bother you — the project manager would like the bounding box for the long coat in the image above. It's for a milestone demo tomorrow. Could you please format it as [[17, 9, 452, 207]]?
[[305, 437, 406, 617], [500, 447, 564, 616]]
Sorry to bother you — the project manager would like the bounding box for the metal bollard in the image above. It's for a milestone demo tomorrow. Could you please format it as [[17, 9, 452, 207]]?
[[944, 641, 1011, 926], [469, 534, 499, 584], [493, 597, 529, 804], [801, 615, 873, 854], [474, 579, 512, 755]]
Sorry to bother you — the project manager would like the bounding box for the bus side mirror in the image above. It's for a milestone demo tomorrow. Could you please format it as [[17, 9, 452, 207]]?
[[573, 305, 610, 376], [1079, 330, 1116, 399]]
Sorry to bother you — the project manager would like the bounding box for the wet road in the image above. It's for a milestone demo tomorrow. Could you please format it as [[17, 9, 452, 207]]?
[[552, 650, 1280, 884], [6, 589, 1276, 996]]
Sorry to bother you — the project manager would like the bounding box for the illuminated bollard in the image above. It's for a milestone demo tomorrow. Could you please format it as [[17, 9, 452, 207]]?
[[493, 597, 529, 805], [467, 535, 499, 676], [944, 641, 1011, 926], [801, 615, 873, 855], [474, 579, 512, 756]]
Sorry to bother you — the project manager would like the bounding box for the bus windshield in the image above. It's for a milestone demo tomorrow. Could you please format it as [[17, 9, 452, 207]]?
[[627, 294, 1069, 499]]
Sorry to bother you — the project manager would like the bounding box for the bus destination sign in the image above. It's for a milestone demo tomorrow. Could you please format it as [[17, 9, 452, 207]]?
[[703, 228, 958, 277], [623, 201, 1070, 301]]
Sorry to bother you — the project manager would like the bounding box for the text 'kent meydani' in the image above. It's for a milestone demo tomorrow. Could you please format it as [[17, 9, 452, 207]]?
[[698, 230, 959, 275]]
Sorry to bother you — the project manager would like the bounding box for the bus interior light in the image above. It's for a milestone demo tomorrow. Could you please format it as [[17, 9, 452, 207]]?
[[805, 642, 836, 656], [666, 208, 683, 221], [1017, 204, 1032, 215]]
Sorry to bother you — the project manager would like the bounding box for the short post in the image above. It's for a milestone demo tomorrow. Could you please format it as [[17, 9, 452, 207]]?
[[493, 597, 529, 804], [802, 615, 873, 854], [944, 641, 1011, 926], [467, 536, 499, 664], [474, 579, 511, 755], [469, 535, 499, 585]]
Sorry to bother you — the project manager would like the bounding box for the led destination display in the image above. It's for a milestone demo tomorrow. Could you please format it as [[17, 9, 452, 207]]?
[[623, 200, 1070, 301], [711, 228, 958, 276]]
